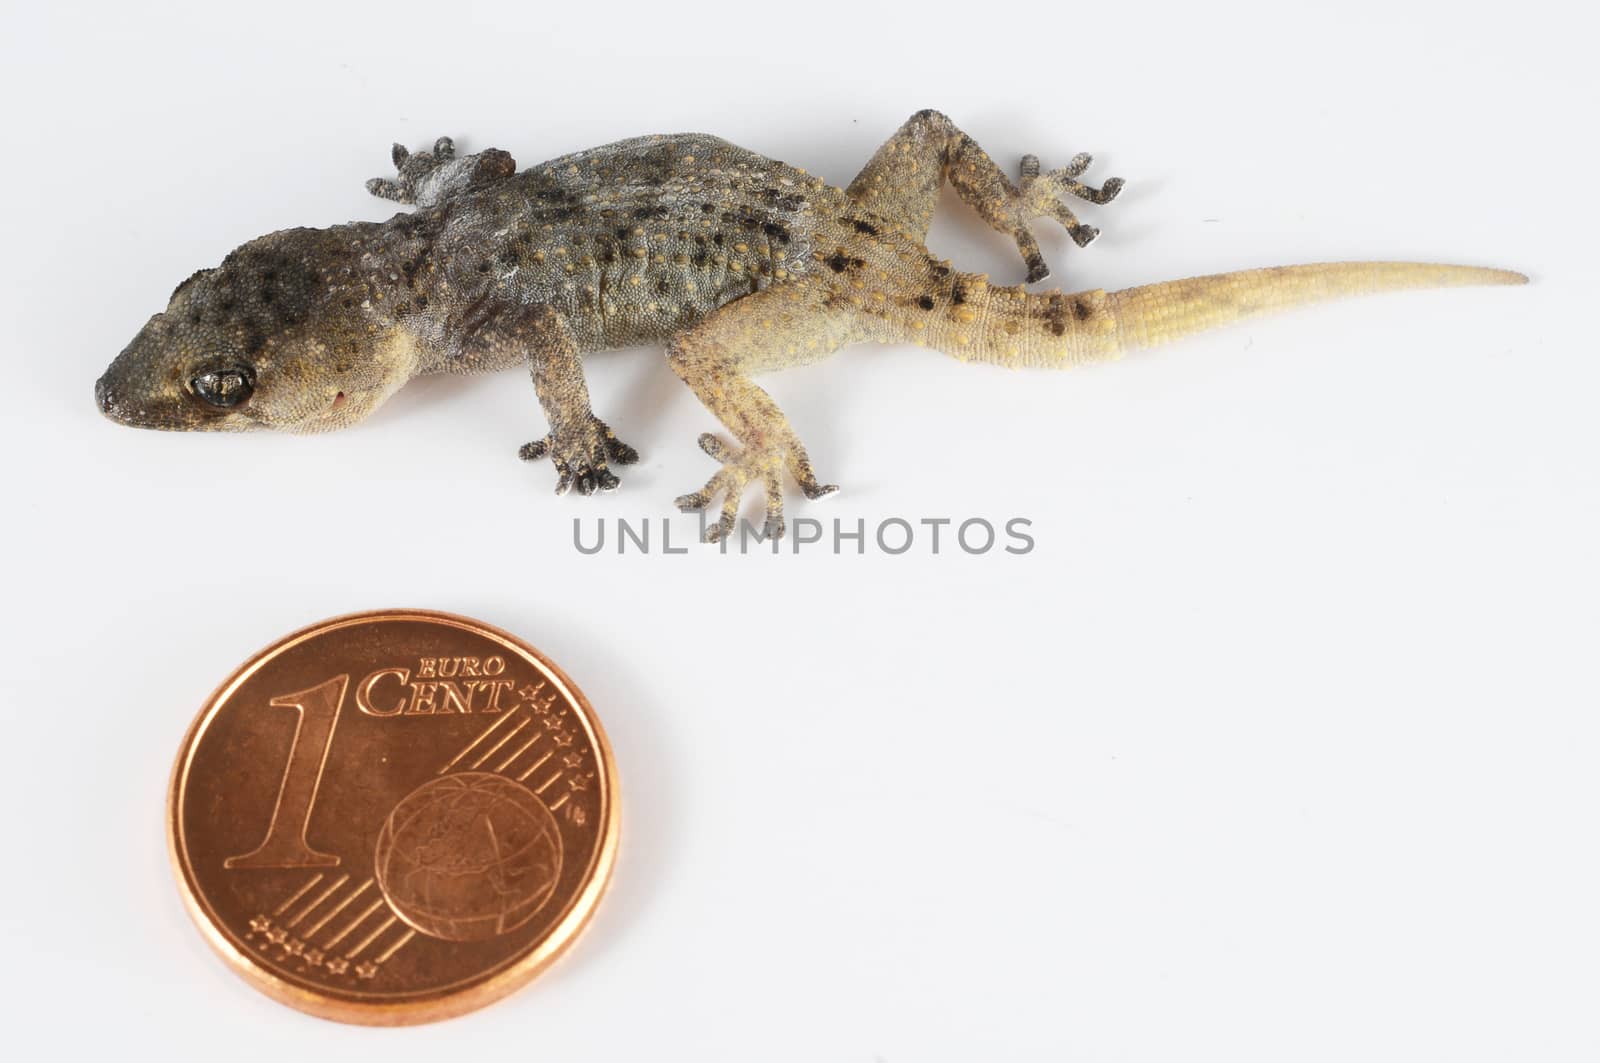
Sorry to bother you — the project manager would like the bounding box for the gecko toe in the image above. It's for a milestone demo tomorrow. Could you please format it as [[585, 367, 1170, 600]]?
[[697, 433, 736, 462], [606, 438, 640, 465], [675, 491, 710, 512], [802, 482, 840, 501], [593, 418, 640, 465], [705, 506, 738, 544]]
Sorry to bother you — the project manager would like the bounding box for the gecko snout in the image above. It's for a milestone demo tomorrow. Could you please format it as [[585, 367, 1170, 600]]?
[[94, 372, 142, 426]]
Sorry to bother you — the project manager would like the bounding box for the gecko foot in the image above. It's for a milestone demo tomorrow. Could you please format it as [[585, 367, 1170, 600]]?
[[673, 434, 837, 543], [366, 136, 516, 209], [1013, 153, 1124, 281], [519, 416, 638, 496]]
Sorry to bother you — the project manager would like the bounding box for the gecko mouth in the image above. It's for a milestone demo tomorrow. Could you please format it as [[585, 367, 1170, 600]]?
[[332, 392, 347, 410]]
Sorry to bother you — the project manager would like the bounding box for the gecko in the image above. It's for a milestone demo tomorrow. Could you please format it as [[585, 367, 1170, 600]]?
[[94, 110, 1525, 541]]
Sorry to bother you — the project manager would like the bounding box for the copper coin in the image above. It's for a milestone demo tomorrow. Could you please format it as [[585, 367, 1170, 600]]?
[[166, 609, 619, 1025]]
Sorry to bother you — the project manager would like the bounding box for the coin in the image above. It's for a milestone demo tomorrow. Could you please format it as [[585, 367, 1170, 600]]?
[[166, 609, 619, 1025]]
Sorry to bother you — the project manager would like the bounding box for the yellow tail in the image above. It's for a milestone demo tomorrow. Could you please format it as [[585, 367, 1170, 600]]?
[[926, 261, 1527, 368], [1107, 261, 1528, 352]]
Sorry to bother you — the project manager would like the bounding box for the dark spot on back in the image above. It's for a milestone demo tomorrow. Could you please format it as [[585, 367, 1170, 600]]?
[[917, 295, 935, 310], [850, 218, 879, 236]]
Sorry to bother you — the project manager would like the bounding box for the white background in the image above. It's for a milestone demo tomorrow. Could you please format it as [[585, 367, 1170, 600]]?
[[2, 2, 1595, 1059]]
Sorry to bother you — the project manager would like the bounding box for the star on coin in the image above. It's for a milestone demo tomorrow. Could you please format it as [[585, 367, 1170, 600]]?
[[561, 751, 585, 768], [266, 926, 288, 945], [553, 731, 575, 747], [248, 914, 271, 935], [324, 957, 350, 975], [566, 772, 590, 791], [303, 948, 325, 967], [355, 961, 380, 980], [542, 714, 564, 731], [519, 683, 546, 703]]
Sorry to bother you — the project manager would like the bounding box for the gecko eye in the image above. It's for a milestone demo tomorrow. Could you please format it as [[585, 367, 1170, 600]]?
[[191, 366, 255, 407]]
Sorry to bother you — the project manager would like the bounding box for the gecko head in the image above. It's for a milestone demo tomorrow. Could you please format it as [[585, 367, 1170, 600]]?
[[96, 227, 420, 434]]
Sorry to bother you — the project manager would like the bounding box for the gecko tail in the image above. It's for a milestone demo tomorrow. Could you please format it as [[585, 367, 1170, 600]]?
[[1105, 261, 1528, 354], [915, 260, 1524, 369]]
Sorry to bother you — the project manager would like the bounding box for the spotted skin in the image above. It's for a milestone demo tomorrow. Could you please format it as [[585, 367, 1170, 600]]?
[[96, 111, 1525, 540]]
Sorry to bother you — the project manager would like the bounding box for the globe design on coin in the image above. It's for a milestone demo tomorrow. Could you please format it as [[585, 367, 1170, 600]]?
[[374, 772, 563, 942]]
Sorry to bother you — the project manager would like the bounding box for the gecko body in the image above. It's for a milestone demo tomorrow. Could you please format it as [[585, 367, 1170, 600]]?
[[95, 112, 1525, 540]]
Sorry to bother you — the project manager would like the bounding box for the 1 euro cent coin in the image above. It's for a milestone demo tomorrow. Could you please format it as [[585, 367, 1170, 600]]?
[[166, 609, 619, 1024]]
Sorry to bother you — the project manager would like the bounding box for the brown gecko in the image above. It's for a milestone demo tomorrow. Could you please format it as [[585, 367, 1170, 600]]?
[[94, 110, 1525, 541]]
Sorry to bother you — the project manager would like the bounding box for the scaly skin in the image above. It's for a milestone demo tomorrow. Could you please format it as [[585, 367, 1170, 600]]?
[[95, 111, 1526, 541]]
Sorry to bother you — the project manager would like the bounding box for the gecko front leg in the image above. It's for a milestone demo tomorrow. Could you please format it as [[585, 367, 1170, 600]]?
[[443, 301, 637, 495], [512, 308, 638, 495], [365, 136, 517, 208]]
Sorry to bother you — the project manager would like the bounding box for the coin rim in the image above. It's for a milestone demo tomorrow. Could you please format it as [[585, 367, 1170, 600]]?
[[165, 608, 620, 1026]]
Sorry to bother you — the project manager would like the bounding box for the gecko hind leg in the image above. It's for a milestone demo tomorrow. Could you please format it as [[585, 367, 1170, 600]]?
[[667, 283, 863, 542], [846, 109, 1122, 282]]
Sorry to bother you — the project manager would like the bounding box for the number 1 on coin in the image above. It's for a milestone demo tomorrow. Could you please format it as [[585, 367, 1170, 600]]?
[[224, 674, 348, 870]]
